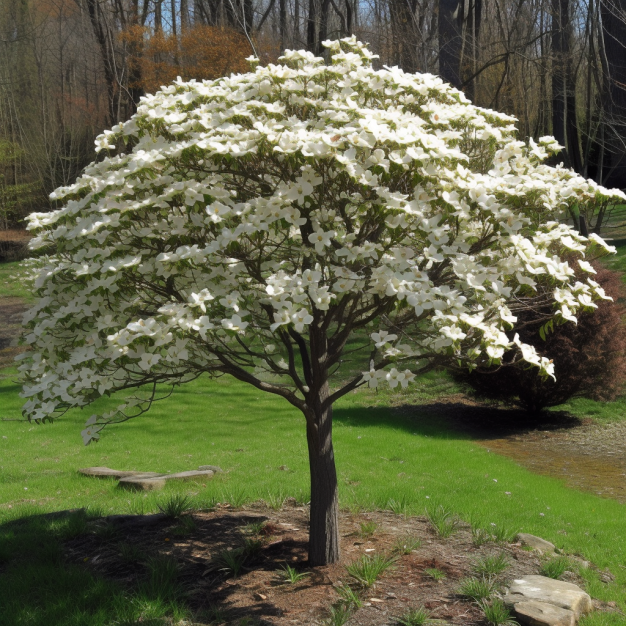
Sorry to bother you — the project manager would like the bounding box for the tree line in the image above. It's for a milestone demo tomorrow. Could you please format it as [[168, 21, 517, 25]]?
[[1, 0, 625, 228]]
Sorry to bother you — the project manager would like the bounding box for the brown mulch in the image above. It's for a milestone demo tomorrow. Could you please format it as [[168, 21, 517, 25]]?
[[63, 501, 553, 625]]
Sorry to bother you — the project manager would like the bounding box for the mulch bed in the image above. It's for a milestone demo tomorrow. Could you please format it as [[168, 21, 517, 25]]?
[[62, 501, 554, 625]]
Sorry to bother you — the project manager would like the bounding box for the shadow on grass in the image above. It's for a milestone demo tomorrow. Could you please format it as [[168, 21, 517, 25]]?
[[0, 506, 314, 625], [333, 401, 583, 441]]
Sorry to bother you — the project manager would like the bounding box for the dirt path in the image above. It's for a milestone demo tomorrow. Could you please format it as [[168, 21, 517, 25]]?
[[419, 399, 626, 504], [479, 421, 626, 502], [0, 296, 27, 369]]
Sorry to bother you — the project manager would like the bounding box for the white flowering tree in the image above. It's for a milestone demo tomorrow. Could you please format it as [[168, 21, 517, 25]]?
[[21, 38, 624, 565]]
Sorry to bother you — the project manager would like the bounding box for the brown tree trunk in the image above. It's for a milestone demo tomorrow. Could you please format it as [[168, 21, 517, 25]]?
[[306, 383, 339, 566], [439, 0, 463, 88]]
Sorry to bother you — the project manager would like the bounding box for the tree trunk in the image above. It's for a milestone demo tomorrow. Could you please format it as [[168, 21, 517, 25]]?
[[599, 0, 626, 188], [551, 0, 583, 173], [306, 383, 339, 566], [439, 0, 463, 88]]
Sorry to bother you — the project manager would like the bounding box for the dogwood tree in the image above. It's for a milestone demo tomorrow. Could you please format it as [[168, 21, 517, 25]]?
[[21, 37, 624, 565]]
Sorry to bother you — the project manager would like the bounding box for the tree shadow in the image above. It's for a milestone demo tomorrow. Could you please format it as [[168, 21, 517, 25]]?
[[0, 506, 320, 625], [333, 400, 583, 442]]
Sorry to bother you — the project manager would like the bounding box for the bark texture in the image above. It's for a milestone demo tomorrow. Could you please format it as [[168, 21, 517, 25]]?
[[305, 383, 340, 566]]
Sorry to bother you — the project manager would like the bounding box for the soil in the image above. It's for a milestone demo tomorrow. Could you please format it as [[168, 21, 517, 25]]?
[[60, 501, 611, 625]]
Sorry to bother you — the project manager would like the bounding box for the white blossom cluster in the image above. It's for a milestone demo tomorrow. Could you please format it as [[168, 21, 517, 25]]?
[[20, 37, 624, 442]]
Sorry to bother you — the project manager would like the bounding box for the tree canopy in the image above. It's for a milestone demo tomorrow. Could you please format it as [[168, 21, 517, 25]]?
[[20, 37, 625, 564], [21, 37, 623, 434]]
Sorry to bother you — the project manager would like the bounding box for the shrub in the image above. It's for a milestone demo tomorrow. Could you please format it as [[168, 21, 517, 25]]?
[[454, 265, 626, 412]]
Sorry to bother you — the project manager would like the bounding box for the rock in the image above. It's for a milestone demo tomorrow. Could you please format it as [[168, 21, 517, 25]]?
[[518, 533, 556, 554], [164, 469, 215, 481], [79, 467, 162, 479], [504, 576, 592, 617], [198, 465, 222, 473], [513, 600, 576, 626], [118, 476, 167, 491]]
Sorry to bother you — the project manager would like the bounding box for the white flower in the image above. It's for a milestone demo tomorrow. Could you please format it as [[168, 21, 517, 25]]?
[[291, 308, 313, 332], [308, 229, 335, 253], [361, 365, 386, 388], [222, 315, 249, 332], [578, 260, 596, 274], [371, 330, 398, 348]]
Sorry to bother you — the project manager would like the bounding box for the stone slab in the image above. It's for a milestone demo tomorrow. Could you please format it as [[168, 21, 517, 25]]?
[[504, 576, 592, 617], [79, 467, 162, 479], [513, 600, 576, 626], [518, 533, 556, 554], [118, 476, 167, 491], [198, 465, 222, 473], [163, 470, 215, 481]]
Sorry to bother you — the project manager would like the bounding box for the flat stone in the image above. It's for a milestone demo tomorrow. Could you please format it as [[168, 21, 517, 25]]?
[[163, 469, 214, 481], [504, 576, 592, 617], [79, 467, 162, 479], [197, 465, 222, 473], [118, 476, 167, 491], [513, 600, 576, 626], [518, 533, 556, 554]]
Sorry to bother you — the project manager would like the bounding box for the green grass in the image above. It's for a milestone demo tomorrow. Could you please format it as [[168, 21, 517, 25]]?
[[1, 351, 626, 622], [457, 576, 497, 602], [345, 553, 398, 588], [540, 556, 572, 580], [471, 552, 509, 577], [0, 259, 34, 301]]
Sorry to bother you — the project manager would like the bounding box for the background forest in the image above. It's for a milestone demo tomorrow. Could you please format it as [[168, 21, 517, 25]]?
[[0, 0, 625, 229]]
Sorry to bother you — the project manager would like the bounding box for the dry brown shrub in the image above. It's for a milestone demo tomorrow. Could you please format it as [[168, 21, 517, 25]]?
[[120, 25, 251, 94], [454, 265, 626, 413]]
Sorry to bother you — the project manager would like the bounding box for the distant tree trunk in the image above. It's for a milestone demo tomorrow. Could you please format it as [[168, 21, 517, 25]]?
[[307, 0, 316, 51], [181, 0, 190, 29], [306, 383, 339, 566], [84, 0, 118, 124], [462, 0, 481, 101], [439, 0, 463, 88], [551, 0, 583, 173], [390, 0, 417, 72], [279, 0, 287, 48], [599, 0, 626, 188]]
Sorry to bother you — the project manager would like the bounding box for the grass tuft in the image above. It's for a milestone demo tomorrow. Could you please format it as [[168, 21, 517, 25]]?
[[424, 567, 446, 582], [157, 494, 192, 518], [334, 583, 363, 608], [391, 534, 422, 555], [472, 527, 494, 547], [540, 556, 571, 580], [457, 576, 496, 602], [426, 505, 460, 538], [140, 555, 182, 602], [357, 520, 379, 538], [215, 547, 248, 578], [479, 598, 518, 626], [472, 552, 509, 577], [346, 553, 397, 588], [387, 497, 411, 517], [396, 605, 436, 625], [324, 602, 353, 626], [276, 564, 310, 584]]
